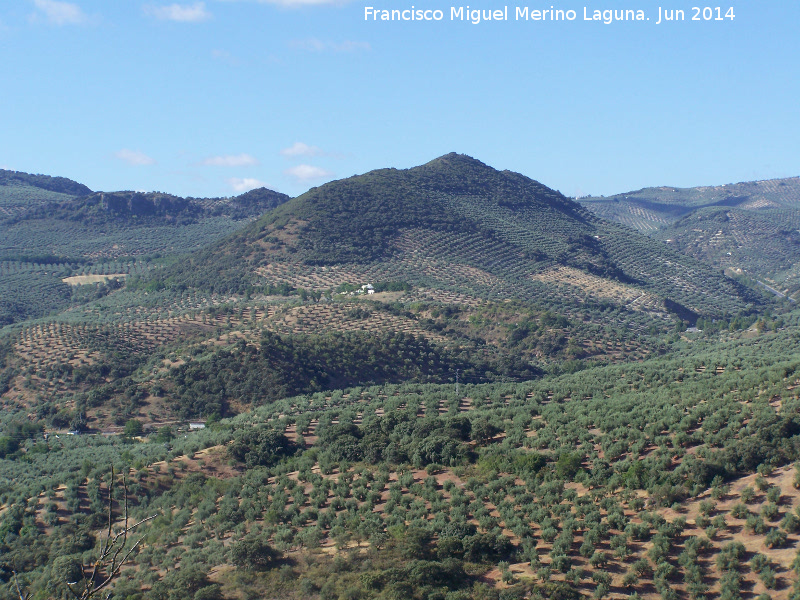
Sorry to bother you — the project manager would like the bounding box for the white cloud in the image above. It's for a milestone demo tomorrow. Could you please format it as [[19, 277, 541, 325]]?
[[31, 0, 87, 25], [288, 38, 325, 52], [280, 142, 324, 158], [114, 149, 156, 166], [211, 49, 238, 65], [228, 177, 266, 193], [202, 153, 259, 167], [332, 40, 371, 52], [284, 164, 333, 182], [289, 38, 370, 52], [143, 2, 211, 22]]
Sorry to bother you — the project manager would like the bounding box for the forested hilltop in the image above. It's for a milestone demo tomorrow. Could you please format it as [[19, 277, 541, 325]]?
[[154, 153, 760, 318], [1, 155, 799, 600]]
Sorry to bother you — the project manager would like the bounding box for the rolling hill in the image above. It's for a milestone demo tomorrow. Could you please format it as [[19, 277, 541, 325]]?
[[579, 176, 800, 299], [578, 176, 800, 233], [157, 153, 762, 320], [2, 157, 800, 600], [0, 172, 290, 326], [0, 168, 93, 213], [0, 155, 771, 432]]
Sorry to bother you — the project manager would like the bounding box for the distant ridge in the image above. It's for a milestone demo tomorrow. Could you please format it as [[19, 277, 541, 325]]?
[[578, 175, 800, 298], [578, 175, 800, 232], [0, 173, 290, 225], [0, 168, 93, 197], [0, 171, 291, 327], [64, 187, 290, 223]]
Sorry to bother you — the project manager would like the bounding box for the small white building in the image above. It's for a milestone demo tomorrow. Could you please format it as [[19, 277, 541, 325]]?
[[189, 422, 206, 430]]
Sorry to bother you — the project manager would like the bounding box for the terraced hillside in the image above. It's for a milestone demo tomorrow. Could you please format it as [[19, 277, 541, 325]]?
[[3, 311, 800, 600], [0, 285, 671, 432], [578, 176, 800, 233], [579, 176, 800, 300], [157, 153, 761, 320], [652, 208, 800, 296], [0, 172, 290, 326], [1, 157, 800, 600]]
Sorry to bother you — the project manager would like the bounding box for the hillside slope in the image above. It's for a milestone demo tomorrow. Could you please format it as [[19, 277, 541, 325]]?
[[0, 169, 93, 216], [654, 208, 800, 287], [159, 153, 761, 319], [3, 309, 800, 600], [578, 176, 800, 233], [579, 177, 800, 297], [0, 170, 291, 326]]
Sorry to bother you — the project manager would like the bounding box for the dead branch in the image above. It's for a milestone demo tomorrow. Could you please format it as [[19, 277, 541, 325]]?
[[14, 466, 156, 600]]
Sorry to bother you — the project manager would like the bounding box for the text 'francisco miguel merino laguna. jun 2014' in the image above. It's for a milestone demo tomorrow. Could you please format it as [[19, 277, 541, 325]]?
[[364, 6, 736, 25]]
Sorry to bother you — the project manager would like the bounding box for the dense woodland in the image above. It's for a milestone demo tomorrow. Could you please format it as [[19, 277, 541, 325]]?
[[1, 158, 800, 599]]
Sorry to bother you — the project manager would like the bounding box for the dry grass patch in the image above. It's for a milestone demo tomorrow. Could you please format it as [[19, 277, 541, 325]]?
[[531, 266, 662, 312], [62, 274, 127, 286]]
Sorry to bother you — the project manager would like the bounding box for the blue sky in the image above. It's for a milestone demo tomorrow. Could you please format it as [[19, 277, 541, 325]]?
[[1, 1, 798, 199]]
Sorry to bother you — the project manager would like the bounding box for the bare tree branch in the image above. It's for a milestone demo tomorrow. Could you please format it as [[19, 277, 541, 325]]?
[[12, 569, 31, 600], [17, 466, 156, 600]]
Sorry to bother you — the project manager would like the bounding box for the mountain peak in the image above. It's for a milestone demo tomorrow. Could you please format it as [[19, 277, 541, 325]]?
[[158, 154, 759, 318], [417, 152, 498, 176], [425, 152, 486, 166]]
